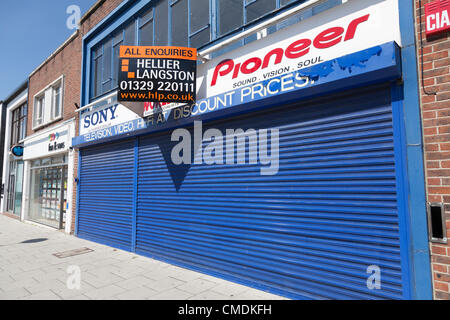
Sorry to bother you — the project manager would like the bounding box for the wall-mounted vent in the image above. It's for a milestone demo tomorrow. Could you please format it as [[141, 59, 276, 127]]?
[[428, 203, 447, 243]]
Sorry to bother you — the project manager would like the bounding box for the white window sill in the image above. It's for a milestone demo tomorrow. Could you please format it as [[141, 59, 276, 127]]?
[[32, 116, 63, 131]]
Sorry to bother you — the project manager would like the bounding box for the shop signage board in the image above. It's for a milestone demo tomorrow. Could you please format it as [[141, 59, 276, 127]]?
[[425, 0, 450, 36], [79, 95, 143, 140], [118, 101, 184, 118], [48, 132, 66, 152], [118, 46, 197, 104], [24, 123, 72, 161], [74, 0, 401, 147], [200, 0, 401, 98], [11, 145, 24, 157], [142, 101, 184, 118]]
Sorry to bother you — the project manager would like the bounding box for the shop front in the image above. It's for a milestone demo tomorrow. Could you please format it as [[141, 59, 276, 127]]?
[[28, 155, 68, 229], [73, 0, 432, 299], [23, 120, 75, 232], [1, 83, 28, 219], [5, 158, 24, 217]]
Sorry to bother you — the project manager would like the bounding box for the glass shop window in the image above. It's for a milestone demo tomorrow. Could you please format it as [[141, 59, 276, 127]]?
[[189, 0, 210, 48], [218, 0, 244, 36], [155, 0, 169, 45], [139, 7, 154, 46], [245, 0, 277, 24], [171, 0, 188, 47]]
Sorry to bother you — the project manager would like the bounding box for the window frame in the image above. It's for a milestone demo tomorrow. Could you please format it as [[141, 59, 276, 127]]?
[[33, 94, 45, 129], [32, 75, 65, 130], [138, 7, 154, 46], [169, 0, 212, 48], [51, 82, 63, 121], [10, 103, 27, 146], [88, 0, 345, 102], [90, 19, 138, 101]]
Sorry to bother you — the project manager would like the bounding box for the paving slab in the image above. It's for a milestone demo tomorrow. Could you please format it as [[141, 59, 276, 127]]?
[[23, 290, 62, 300], [83, 284, 127, 300], [176, 278, 219, 295], [115, 286, 158, 300], [0, 215, 285, 300], [149, 288, 194, 300]]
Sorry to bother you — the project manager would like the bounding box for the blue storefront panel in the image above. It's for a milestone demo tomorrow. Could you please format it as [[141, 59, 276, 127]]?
[[74, 0, 433, 299], [133, 85, 404, 299], [78, 139, 135, 251]]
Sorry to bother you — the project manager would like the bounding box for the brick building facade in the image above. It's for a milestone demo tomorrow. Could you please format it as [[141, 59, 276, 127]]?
[[25, 31, 81, 233], [70, 0, 124, 233], [415, 0, 450, 300], [2, 0, 446, 299], [24, 0, 124, 234]]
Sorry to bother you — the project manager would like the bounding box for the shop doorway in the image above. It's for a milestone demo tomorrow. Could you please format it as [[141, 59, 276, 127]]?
[[28, 156, 68, 229], [77, 85, 410, 299], [6, 160, 24, 217]]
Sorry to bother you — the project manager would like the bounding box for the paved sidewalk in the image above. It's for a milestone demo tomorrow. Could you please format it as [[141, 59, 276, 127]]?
[[0, 215, 286, 300]]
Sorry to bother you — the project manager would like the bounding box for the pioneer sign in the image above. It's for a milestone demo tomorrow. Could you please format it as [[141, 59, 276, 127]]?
[[73, 0, 402, 147]]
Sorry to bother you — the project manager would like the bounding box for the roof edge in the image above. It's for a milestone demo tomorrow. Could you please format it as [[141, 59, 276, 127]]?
[[80, 0, 107, 24], [3, 81, 28, 105], [29, 30, 79, 78]]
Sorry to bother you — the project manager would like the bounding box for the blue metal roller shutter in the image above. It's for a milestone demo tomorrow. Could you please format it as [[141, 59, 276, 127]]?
[[78, 139, 134, 251], [135, 85, 406, 300]]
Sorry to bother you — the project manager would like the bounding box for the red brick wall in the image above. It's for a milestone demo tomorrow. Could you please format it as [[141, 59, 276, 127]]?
[[27, 33, 82, 235], [26, 0, 125, 235], [71, 0, 125, 234], [27, 35, 82, 137], [80, 0, 124, 37], [415, 0, 450, 300]]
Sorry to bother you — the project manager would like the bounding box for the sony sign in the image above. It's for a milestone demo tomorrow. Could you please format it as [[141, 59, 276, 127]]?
[[79, 95, 142, 136], [74, 0, 402, 146]]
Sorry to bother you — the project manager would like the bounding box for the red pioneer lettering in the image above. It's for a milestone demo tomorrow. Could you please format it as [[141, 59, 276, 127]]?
[[211, 14, 370, 86], [285, 39, 312, 59], [262, 48, 284, 68], [313, 27, 345, 49]]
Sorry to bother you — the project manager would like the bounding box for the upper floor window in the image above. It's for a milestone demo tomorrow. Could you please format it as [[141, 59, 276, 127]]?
[[170, 0, 210, 48], [10, 103, 27, 146], [33, 76, 64, 130], [34, 95, 44, 128], [52, 83, 62, 120], [89, 0, 344, 101]]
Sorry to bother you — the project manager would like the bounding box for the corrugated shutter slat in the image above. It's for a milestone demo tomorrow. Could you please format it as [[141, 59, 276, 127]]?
[[135, 86, 404, 299]]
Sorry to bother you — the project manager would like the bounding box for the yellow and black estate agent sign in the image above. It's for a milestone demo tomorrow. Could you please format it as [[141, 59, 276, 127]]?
[[118, 46, 197, 104]]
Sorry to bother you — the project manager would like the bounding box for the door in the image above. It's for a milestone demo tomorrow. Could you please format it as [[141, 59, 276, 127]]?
[[77, 85, 408, 299], [135, 85, 406, 299], [78, 139, 135, 250], [14, 161, 24, 216], [6, 160, 23, 216], [28, 165, 67, 229], [6, 161, 16, 213]]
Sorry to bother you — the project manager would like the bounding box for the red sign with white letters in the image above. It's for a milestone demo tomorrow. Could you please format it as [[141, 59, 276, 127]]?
[[425, 0, 450, 36]]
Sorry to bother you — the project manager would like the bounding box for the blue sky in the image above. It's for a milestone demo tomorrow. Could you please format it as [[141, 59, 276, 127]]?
[[0, 0, 97, 101]]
